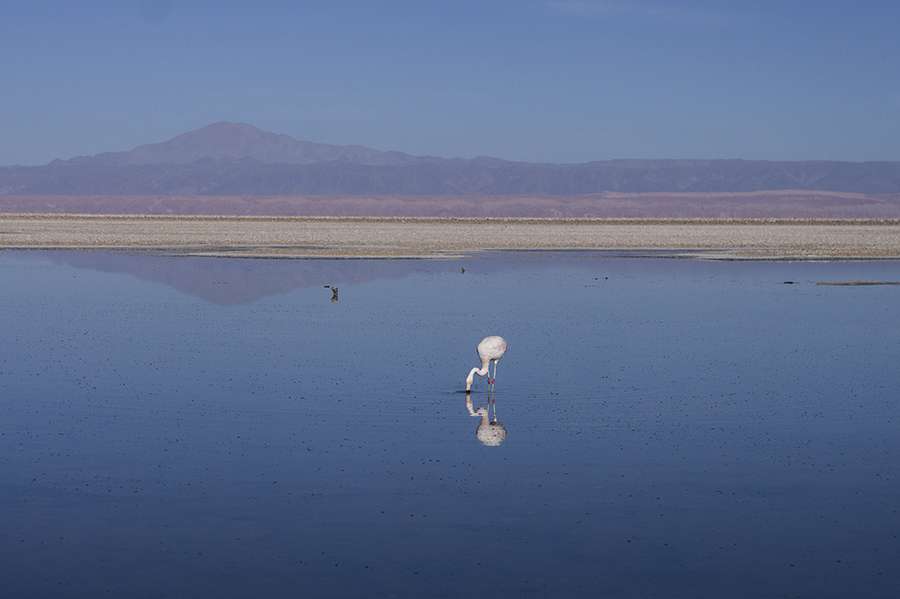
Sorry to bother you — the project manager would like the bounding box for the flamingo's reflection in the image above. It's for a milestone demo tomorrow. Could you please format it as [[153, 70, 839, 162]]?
[[466, 389, 507, 446]]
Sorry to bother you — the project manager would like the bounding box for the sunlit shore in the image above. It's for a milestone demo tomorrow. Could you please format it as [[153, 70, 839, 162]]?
[[2, 214, 900, 259]]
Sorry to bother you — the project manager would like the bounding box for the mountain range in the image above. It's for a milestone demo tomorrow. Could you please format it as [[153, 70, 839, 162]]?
[[3, 122, 900, 197]]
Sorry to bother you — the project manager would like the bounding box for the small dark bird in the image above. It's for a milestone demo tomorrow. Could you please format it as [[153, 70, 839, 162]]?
[[460, 267, 466, 273], [324, 285, 339, 302]]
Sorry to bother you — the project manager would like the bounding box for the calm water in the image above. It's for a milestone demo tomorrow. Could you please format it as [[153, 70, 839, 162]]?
[[1, 250, 899, 598]]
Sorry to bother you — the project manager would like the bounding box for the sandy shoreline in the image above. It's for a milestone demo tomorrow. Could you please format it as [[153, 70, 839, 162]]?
[[4, 191, 900, 219], [2, 214, 900, 259]]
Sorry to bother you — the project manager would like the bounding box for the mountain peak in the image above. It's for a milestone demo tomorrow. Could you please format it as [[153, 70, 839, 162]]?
[[179, 121, 273, 140], [201, 120, 260, 131], [66, 122, 416, 167]]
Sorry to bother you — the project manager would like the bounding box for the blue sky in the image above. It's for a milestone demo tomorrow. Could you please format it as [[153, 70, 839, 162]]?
[[2, 0, 899, 164]]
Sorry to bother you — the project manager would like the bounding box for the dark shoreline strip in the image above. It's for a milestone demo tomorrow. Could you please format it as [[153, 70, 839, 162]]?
[[816, 281, 900, 286]]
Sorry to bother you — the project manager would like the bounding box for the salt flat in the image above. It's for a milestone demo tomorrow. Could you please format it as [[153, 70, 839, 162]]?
[[2, 214, 900, 259]]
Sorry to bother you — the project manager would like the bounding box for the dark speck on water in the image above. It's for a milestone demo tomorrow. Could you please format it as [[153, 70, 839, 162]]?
[[1, 250, 899, 598]]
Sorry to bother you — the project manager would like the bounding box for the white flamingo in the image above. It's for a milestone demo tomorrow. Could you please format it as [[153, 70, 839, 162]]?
[[465, 335, 508, 392], [466, 390, 507, 446]]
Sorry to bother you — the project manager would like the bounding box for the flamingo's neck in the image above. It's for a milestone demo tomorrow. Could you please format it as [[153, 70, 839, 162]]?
[[466, 366, 486, 382], [466, 394, 490, 425], [465, 361, 490, 390], [479, 358, 491, 375]]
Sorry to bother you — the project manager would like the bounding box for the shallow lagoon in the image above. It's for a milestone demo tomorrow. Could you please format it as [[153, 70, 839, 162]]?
[[1, 251, 899, 598]]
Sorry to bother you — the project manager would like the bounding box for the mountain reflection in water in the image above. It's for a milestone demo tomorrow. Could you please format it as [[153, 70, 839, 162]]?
[[27, 250, 625, 305]]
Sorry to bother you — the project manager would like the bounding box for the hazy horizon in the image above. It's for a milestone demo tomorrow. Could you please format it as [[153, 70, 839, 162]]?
[[9, 120, 900, 168], [3, 1, 900, 165]]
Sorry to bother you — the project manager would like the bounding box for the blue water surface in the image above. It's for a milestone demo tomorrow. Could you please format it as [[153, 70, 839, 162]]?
[[1, 250, 899, 598]]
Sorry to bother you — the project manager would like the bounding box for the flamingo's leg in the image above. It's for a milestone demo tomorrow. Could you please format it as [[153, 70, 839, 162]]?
[[488, 384, 499, 422]]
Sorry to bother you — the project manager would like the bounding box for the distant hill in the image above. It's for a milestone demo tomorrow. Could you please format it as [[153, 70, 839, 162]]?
[[58, 122, 420, 167], [2, 122, 900, 198]]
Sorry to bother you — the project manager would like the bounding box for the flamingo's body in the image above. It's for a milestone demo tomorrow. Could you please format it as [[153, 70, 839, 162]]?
[[465, 335, 508, 392], [466, 391, 507, 446], [477, 417, 507, 447]]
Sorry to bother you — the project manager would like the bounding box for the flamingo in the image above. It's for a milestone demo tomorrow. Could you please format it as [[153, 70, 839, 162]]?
[[465, 335, 508, 392], [466, 389, 507, 446]]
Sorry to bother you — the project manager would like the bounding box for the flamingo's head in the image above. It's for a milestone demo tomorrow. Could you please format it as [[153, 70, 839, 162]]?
[[465, 369, 476, 392]]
